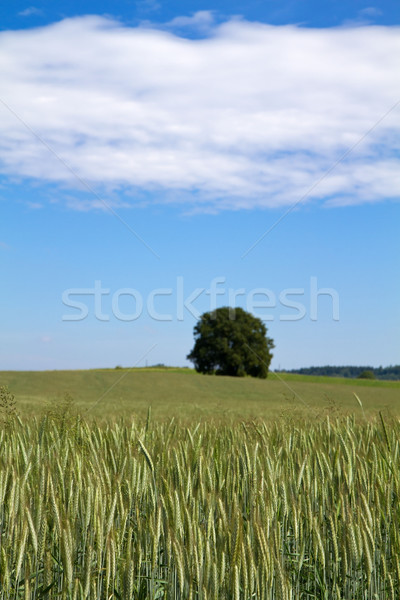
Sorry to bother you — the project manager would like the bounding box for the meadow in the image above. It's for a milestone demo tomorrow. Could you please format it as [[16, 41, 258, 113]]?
[[0, 370, 400, 599], [1, 367, 399, 421]]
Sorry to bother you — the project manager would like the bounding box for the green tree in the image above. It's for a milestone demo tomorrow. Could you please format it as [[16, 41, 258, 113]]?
[[187, 307, 274, 378], [358, 369, 375, 380]]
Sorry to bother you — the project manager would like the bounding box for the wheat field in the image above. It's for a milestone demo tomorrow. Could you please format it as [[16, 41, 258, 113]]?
[[1, 402, 399, 599]]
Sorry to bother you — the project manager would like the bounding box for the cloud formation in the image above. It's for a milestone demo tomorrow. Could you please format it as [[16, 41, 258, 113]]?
[[0, 15, 399, 211], [18, 6, 43, 17]]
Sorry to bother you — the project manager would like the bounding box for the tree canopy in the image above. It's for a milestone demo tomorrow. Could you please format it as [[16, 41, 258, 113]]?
[[187, 307, 274, 378], [279, 365, 400, 380], [357, 370, 375, 380]]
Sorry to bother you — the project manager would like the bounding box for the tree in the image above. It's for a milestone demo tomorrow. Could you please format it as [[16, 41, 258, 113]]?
[[358, 370, 375, 380], [187, 307, 274, 378]]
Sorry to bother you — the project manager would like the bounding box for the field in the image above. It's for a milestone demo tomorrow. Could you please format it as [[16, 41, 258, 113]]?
[[1, 371, 400, 599], [1, 367, 399, 421]]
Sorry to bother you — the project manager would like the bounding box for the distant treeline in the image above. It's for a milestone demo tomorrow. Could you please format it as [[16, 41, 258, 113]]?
[[279, 365, 400, 381]]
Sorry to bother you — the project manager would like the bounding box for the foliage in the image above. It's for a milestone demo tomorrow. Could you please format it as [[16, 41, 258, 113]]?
[[282, 364, 400, 380], [1, 416, 400, 598], [187, 307, 274, 378], [358, 370, 375, 380]]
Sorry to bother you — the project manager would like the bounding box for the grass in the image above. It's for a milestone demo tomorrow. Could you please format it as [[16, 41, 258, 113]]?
[[1, 372, 400, 598], [1, 413, 400, 599], [0, 367, 399, 421]]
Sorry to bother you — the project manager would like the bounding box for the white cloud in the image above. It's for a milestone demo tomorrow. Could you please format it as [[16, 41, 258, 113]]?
[[343, 7, 383, 27], [0, 16, 399, 212], [136, 0, 161, 14], [164, 11, 215, 33], [18, 7, 43, 17], [359, 7, 382, 18]]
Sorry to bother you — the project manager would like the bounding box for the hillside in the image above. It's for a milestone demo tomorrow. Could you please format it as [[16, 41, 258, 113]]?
[[1, 368, 399, 421]]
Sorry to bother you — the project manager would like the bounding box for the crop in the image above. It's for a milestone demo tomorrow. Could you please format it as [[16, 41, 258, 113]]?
[[0, 411, 399, 598]]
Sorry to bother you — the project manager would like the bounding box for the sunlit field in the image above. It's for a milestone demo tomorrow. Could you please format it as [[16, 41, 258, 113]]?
[[1, 368, 399, 421], [1, 371, 400, 598], [1, 410, 400, 598]]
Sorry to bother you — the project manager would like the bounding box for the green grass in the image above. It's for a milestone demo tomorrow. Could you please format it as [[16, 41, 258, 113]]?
[[1, 415, 400, 598], [1, 373, 400, 598], [276, 372, 400, 387], [1, 367, 399, 421]]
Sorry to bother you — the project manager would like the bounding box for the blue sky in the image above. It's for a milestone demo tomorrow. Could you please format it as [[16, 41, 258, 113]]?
[[0, 0, 399, 371]]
